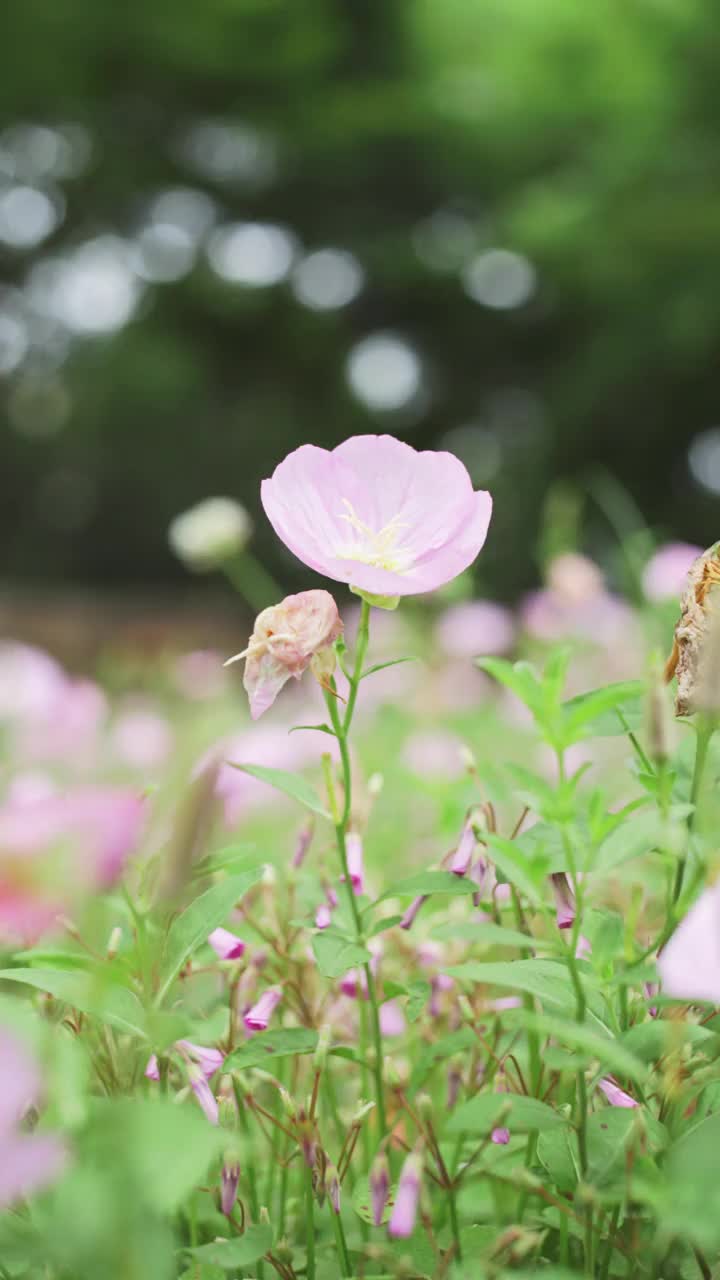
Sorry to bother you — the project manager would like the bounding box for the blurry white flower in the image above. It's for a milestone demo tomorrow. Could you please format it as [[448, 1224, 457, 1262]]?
[[168, 497, 252, 571]]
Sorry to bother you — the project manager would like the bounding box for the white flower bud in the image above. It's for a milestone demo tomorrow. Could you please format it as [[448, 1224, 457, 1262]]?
[[168, 497, 252, 571]]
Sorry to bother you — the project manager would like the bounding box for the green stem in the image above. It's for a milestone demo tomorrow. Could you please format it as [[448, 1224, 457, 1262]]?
[[599, 1206, 621, 1280], [305, 1167, 316, 1280], [447, 1183, 462, 1263], [674, 719, 713, 903], [331, 1205, 352, 1277], [324, 600, 387, 1142], [223, 550, 282, 613]]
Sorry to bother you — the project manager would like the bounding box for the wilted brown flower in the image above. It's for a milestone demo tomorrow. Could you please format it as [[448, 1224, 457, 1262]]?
[[665, 541, 720, 715]]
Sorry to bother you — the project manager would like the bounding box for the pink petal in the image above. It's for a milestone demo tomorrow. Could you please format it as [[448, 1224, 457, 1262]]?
[[0, 1133, 68, 1207], [208, 927, 246, 960]]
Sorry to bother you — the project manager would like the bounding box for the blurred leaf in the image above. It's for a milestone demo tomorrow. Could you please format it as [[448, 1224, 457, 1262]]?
[[444, 959, 599, 1016], [537, 1126, 579, 1194], [224, 1027, 318, 1070], [288, 722, 336, 736], [158, 869, 263, 1001], [0, 968, 146, 1037], [194, 844, 259, 877], [227, 764, 331, 818], [511, 1011, 649, 1083], [432, 921, 557, 950], [561, 682, 644, 740], [448, 1093, 567, 1135], [484, 834, 546, 904], [87, 1098, 226, 1214], [476, 658, 544, 715], [592, 810, 664, 874], [379, 871, 477, 900], [184, 1225, 273, 1267], [312, 932, 371, 977], [663, 1111, 720, 1249]]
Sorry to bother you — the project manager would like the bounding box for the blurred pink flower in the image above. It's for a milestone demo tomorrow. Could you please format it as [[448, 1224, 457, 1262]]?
[[379, 999, 406, 1037], [547, 552, 605, 604], [261, 435, 493, 597], [435, 600, 515, 660], [226, 590, 342, 720], [598, 1078, 637, 1108], [370, 1152, 390, 1226], [315, 902, 332, 930], [0, 784, 144, 943], [388, 1151, 422, 1238], [111, 706, 174, 769], [0, 643, 66, 721], [642, 542, 702, 603], [491, 1126, 510, 1145], [244, 986, 282, 1033], [449, 817, 476, 876], [221, 1161, 240, 1216], [146, 1041, 224, 1122], [17, 678, 107, 767], [208, 927, 246, 961], [551, 872, 575, 930], [0, 1030, 68, 1208], [657, 881, 720, 1003], [172, 649, 228, 701], [401, 728, 466, 780]]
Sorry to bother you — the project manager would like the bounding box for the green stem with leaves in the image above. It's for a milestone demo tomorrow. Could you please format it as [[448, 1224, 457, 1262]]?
[[324, 599, 387, 1141], [673, 718, 713, 903]]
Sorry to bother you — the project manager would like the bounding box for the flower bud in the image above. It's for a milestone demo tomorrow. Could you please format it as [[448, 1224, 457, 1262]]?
[[326, 1164, 341, 1214], [369, 1152, 390, 1226], [313, 1024, 332, 1071], [221, 1160, 240, 1217], [388, 1151, 422, 1239], [226, 590, 343, 720], [550, 872, 575, 930], [243, 986, 282, 1033]]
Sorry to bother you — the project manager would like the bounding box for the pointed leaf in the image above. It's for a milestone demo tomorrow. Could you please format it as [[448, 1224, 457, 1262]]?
[[312, 933, 371, 978], [224, 1027, 318, 1071], [185, 1225, 273, 1268], [448, 1092, 567, 1135], [0, 968, 146, 1037], [158, 868, 263, 1001], [227, 763, 331, 818], [379, 871, 477, 901]]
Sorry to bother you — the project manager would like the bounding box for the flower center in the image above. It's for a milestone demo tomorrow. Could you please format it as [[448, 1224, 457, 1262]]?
[[335, 499, 412, 573]]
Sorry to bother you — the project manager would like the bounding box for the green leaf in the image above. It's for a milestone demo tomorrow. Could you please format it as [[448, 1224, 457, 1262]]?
[[561, 681, 644, 739], [288, 722, 336, 736], [194, 843, 258, 877], [476, 658, 544, 715], [511, 1011, 649, 1084], [448, 1092, 567, 1135], [432, 921, 554, 950], [380, 871, 477, 901], [592, 809, 665, 874], [312, 932, 371, 978], [484, 834, 546, 905], [408, 1027, 476, 1094], [158, 868, 263, 1001], [224, 1027, 318, 1071], [0, 968, 146, 1037], [537, 1126, 579, 1194], [227, 763, 330, 818], [185, 1225, 273, 1268], [662, 1112, 720, 1249], [361, 656, 419, 679], [88, 1098, 226, 1213], [366, 915, 404, 938], [444, 959, 599, 1016]]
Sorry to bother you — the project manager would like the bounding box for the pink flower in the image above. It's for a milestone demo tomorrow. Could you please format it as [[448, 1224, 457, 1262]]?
[[388, 1151, 422, 1238], [292, 821, 314, 868], [345, 831, 364, 894], [449, 817, 476, 877], [435, 601, 515, 660], [208, 927, 246, 961], [339, 968, 368, 1000], [491, 1126, 510, 1145], [244, 986, 282, 1033], [226, 590, 343, 720], [658, 881, 720, 1003], [551, 872, 575, 930], [221, 1161, 240, 1217], [0, 1030, 68, 1208], [598, 1078, 637, 1109], [370, 1152, 390, 1226], [379, 999, 406, 1037], [400, 895, 427, 930], [576, 935, 592, 959], [187, 1066, 219, 1124], [642, 542, 702, 603], [315, 902, 332, 930], [261, 435, 493, 598]]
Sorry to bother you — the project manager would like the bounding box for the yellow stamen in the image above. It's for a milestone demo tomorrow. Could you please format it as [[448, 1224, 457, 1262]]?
[[335, 499, 412, 573]]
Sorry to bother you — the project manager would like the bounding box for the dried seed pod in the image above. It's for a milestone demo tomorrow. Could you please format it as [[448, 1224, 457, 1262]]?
[[666, 542, 720, 715]]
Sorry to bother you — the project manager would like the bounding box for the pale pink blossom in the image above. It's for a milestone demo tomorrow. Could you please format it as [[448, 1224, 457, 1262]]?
[[292, 821, 314, 868], [657, 881, 720, 1003], [598, 1078, 637, 1109], [388, 1151, 422, 1238], [221, 1161, 240, 1217], [491, 1126, 510, 1145], [208, 927, 246, 961], [226, 590, 343, 720], [435, 600, 515, 660], [449, 817, 476, 876], [0, 643, 66, 721], [315, 902, 332, 930], [261, 435, 493, 597], [111, 706, 174, 769], [0, 1030, 68, 1207], [399, 895, 427, 931], [642, 542, 702, 603], [379, 999, 406, 1037], [370, 1151, 390, 1226], [244, 986, 282, 1033], [173, 649, 228, 701], [551, 872, 575, 930], [16, 678, 107, 767], [345, 831, 364, 894]]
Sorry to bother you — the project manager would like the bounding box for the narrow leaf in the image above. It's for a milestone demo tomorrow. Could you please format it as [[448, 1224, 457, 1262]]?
[[158, 868, 263, 1001], [0, 968, 146, 1038], [227, 763, 331, 818], [224, 1027, 318, 1071]]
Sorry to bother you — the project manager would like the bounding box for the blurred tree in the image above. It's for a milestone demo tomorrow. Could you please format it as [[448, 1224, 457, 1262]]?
[[1, 0, 719, 600]]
